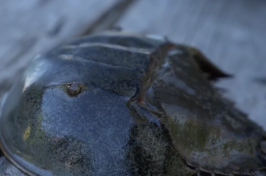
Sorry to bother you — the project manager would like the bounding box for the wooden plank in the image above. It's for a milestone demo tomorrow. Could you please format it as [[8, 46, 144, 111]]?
[[0, 157, 26, 176], [118, 0, 266, 130], [0, 0, 122, 96]]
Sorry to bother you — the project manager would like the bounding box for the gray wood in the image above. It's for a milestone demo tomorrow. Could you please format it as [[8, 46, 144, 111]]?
[[0, 0, 119, 96], [118, 0, 266, 130], [0, 157, 26, 176]]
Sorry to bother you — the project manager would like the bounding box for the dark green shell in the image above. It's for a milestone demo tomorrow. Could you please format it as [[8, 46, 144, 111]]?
[[0, 31, 266, 176]]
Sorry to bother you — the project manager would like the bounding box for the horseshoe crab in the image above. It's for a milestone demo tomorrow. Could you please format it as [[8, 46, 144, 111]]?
[[0, 30, 266, 176]]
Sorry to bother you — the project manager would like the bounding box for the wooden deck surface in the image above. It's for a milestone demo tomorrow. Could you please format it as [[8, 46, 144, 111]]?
[[0, 0, 266, 175]]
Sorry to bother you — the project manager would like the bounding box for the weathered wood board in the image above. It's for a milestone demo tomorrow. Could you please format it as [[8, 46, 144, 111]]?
[[0, 0, 120, 96]]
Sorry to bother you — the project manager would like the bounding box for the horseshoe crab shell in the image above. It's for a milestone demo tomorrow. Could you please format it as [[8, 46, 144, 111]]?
[[0, 31, 266, 176]]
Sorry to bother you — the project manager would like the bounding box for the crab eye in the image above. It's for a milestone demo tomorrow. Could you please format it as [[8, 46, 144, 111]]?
[[65, 83, 84, 97]]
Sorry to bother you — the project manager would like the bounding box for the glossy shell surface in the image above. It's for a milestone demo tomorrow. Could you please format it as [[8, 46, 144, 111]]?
[[0, 31, 266, 176]]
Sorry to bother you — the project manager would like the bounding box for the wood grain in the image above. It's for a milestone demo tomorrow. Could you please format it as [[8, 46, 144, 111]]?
[[0, 0, 119, 96]]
